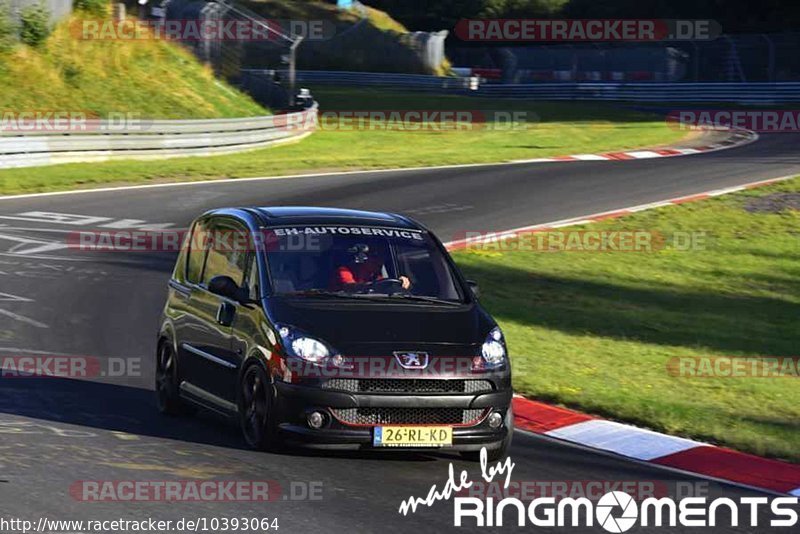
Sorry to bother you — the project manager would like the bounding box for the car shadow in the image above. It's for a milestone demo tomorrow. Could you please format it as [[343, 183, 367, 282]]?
[[0, 376, 245, 448], [0, 376, 439, 462]]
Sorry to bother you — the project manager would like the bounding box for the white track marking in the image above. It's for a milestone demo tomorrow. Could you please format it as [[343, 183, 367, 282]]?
[[0, 213, 175, 232], [625, 150, 662, 159], [0, 346, 82, 356], [551, 219, 593, 227], [99, 219, 175, 230], [0, 292, 48, 328], [0, 292, 32, 302], [546, 420, 707, 461], [0, 212, 112, 225], [707, 186, 746, 196], [571, 154, 610, 161], [0, 308, 48, 328], [627, 201, 673, 212], [0, 232, 70, 255]]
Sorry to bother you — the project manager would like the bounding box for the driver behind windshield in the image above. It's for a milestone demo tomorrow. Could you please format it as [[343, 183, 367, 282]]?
[[331, 242, 411, 292]]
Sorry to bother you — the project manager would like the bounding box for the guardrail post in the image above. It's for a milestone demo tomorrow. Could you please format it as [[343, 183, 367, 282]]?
[[288, 36, 305, 107]]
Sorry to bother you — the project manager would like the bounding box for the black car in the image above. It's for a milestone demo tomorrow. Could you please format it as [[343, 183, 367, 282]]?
[[157, 207, 513, 460]]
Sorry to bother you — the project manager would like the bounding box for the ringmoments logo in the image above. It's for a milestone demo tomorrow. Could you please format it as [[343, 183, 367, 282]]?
[[396, 449, 799, 529], [452, 492, 799, 529], [595, 491, 638, 532]]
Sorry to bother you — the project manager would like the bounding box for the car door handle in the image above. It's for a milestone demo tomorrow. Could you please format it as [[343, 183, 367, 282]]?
[[216, 301, 236, 326]]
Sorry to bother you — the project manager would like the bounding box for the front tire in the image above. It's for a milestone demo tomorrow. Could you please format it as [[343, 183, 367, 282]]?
[[239, 363, 282, 451]]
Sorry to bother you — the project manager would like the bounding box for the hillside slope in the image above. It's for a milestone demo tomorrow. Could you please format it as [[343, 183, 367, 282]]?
[[0, 14, 267, 118]]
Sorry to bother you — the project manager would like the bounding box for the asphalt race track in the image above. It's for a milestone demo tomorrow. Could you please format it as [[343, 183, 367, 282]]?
[[0, 133, 798, 533]]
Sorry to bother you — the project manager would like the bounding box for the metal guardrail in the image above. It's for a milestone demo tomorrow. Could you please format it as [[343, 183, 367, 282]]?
[[289, 71, 800, 102], [0, 104, 319, 169], [476, 82, 800, 102], [285, 70, 476, 92]]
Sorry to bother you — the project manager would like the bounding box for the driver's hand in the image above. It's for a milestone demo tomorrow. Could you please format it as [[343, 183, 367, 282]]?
[[399, 276, 411, 290]]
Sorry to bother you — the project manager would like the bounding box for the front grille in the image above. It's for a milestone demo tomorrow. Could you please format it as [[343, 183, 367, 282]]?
[[332, 407, 486, 426], [322, 378, 493, 394]]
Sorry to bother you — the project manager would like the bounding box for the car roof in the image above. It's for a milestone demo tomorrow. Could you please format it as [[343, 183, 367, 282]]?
[[235, 206, 423, 230]]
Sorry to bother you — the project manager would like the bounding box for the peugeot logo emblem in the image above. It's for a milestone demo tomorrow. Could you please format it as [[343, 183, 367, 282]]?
[[394, 351, 429, 369]]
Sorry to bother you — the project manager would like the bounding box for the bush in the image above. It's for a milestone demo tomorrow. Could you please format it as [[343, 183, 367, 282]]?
[[19, 2, 50, 47], [74, 0, 108, 16], [0, 1, 18, 52]]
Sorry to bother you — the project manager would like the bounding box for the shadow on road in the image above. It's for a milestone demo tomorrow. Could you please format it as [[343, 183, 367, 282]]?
[[0, 376, 438, 462]]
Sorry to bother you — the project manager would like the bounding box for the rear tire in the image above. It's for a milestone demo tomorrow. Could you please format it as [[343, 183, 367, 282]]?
[[239, 363, 282, 452], [155, 341, 195, 416], [460, 407, 513, 462]]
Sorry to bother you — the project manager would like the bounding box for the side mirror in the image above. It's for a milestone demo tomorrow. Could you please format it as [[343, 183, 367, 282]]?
[[208, 275, 240, 300], [467, 280, 480, 299]]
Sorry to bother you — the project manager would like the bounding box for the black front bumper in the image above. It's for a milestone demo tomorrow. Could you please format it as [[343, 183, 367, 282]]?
[[274, 382, 513, 450]]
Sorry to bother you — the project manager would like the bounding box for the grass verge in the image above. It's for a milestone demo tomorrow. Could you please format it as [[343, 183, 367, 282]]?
[[453, 177, 800, 462], [0, 87, 686, 195]]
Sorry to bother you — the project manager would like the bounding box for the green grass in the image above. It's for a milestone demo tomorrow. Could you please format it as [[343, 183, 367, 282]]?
[[453, 179, 800, 462], [0, 14, 265, 119], [0, 87, 685, 195]]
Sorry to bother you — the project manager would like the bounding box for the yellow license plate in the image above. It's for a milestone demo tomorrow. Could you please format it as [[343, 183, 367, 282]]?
[[373, 426, 453, 447]]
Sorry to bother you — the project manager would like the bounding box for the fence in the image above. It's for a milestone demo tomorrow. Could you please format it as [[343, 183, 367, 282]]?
[[476, 82, 800, 102], [283, 70, 800, 103], [0, 104, 318, 169], [449, 33, 800, 83], [283, 70, 477, 91]]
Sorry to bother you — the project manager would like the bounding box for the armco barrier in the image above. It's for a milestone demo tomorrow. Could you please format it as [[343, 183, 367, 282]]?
[[0, 104, 318, 169], [259, 70, 477, 92], [285, 71, 800, 102], [476, 82, 800, 102]]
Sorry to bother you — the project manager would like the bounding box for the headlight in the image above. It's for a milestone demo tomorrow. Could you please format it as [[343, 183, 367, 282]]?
[[479, 327, 507, 369], [277, 325, 338, 364]]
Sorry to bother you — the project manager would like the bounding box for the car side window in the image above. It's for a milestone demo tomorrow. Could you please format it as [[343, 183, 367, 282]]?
[[186, 221, 210, 284], [201, 218, 249, 287]]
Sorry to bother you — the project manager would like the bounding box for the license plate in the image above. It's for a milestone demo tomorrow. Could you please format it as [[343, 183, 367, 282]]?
[[373, 426, 453, 447]]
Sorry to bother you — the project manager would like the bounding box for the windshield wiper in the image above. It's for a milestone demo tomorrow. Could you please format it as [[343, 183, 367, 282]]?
[[283, 289, 369, 300], [381, 294, 463, 306], [284, 290, 462, 306]]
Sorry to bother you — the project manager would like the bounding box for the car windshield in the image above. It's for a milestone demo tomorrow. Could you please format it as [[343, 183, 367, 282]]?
[[262, 225, 464, 302]]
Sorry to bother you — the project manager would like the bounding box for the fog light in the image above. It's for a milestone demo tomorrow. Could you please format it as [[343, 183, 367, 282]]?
[[307, 411, 325, 429], [488, 412, 503, 429]]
